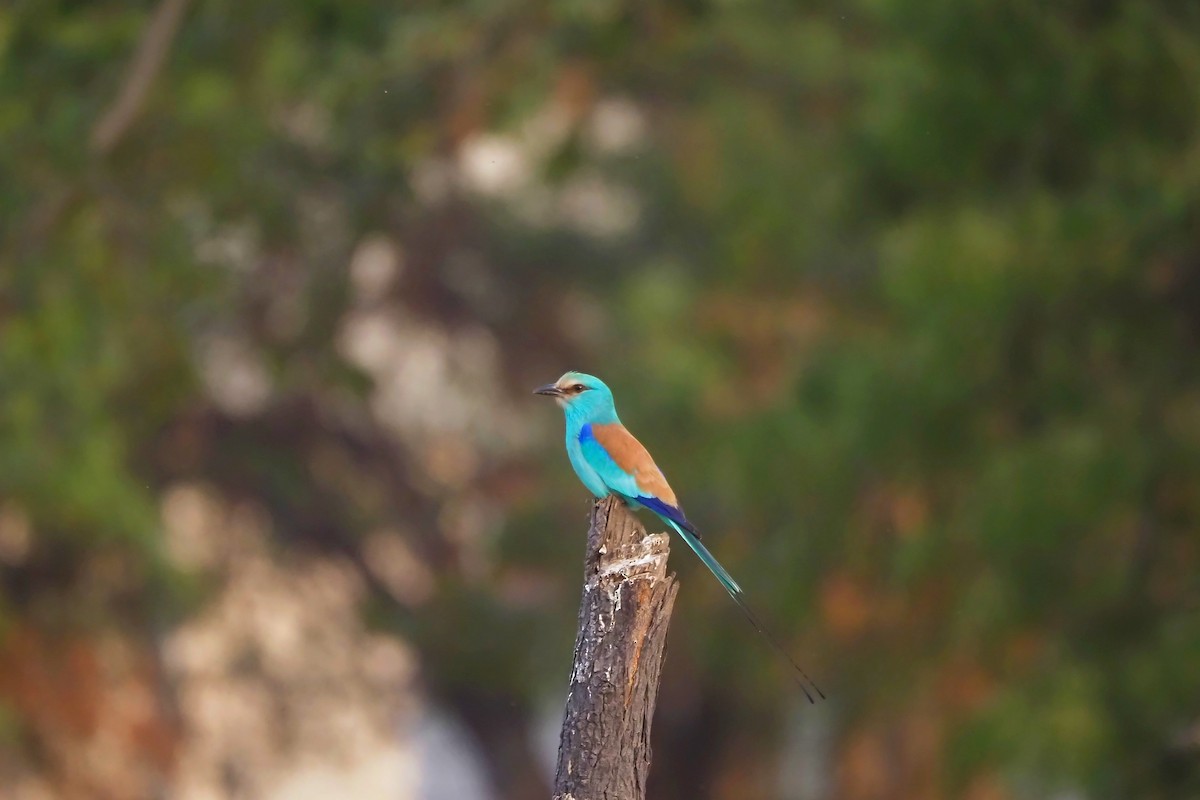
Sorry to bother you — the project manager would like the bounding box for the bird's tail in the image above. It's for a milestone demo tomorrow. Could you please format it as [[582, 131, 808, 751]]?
[[664, 518, 826, 704]]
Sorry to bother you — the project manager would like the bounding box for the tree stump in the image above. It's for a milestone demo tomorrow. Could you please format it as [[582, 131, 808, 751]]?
[[552, 496, 679, 800]]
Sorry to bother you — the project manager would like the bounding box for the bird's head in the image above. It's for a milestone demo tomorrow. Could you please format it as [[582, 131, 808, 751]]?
[[533, 371, 616, 420]]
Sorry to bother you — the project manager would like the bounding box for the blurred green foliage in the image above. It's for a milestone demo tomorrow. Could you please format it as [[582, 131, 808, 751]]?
[[2, 1, 1199, 798]]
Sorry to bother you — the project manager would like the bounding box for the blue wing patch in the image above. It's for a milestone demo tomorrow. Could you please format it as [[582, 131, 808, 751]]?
[[636, 494, 701, 539], [578, 423, 596, 446]]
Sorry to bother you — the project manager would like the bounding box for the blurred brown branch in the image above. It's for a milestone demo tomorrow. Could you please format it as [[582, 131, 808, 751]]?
[[11, 0, 192, 260], [553, 497, 678, 800], [90, 0, 192, 155]]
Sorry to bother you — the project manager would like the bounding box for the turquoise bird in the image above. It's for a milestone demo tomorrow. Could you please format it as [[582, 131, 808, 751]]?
[[535, 371, 823, 702]]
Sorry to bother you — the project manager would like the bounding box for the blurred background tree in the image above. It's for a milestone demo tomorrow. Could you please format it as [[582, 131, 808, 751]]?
[[2, 1, 1198, 798]]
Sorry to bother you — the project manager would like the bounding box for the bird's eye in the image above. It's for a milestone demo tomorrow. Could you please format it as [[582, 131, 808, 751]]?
[[573, 384, 586, 393]]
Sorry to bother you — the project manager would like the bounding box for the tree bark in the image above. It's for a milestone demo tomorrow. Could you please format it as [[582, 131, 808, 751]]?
[[553, 496, 679, 800]]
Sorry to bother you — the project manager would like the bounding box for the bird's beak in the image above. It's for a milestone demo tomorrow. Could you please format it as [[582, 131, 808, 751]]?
[[533, 383, 564, 398]]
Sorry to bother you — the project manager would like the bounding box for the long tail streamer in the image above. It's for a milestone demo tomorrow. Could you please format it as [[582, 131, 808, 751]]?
[[666, 519, 826, 703]]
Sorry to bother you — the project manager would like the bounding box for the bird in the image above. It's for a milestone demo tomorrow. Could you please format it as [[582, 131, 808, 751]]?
[[535, 370, 824, 702]]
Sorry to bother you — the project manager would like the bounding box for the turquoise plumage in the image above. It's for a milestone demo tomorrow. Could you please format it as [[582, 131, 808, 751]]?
[[536, 371, 823, 701]]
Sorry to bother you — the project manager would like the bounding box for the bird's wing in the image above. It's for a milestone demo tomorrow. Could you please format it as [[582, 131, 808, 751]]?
[[583, 422, 676, 502], [579, 422, 698, 536]]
